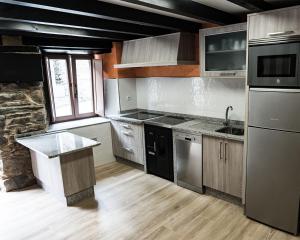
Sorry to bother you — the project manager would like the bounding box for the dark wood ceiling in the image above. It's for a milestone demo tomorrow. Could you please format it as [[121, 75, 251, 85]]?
[[0, 0, 298, 53]]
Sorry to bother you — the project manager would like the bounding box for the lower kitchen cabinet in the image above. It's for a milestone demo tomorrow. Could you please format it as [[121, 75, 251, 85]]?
[[203, 135, 243, 198], [111, 120, 145, 165]]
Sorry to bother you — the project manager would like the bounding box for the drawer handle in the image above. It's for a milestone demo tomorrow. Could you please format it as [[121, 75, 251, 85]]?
[[268, 31, 295, 37], [122, 124, 131, 129], [122, 131, 133, 137], [122, 147, 133, 153]]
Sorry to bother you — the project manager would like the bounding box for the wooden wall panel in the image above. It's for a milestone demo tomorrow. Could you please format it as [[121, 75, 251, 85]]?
[[94, 42, 122, 79], [118, 65, 200, 78]]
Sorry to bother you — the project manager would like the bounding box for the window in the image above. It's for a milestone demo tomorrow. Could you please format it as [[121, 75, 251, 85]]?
[[45, 55, 97, 122]]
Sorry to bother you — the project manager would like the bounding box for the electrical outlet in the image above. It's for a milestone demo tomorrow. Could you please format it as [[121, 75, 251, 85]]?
[[127, 96, 132, 101]]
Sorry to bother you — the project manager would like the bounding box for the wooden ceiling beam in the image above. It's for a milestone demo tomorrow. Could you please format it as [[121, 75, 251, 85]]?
[[0, 19, 141, 41], [113, 0, 239, 25], [2, 0, 201, 32], [0, 2, 170, 37]]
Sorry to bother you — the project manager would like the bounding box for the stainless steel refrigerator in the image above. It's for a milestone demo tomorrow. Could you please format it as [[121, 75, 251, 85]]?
[[246, 88, 300, 235]]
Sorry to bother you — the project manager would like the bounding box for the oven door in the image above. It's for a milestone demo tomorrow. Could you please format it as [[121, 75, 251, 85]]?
[[248, 42, 300, 87]]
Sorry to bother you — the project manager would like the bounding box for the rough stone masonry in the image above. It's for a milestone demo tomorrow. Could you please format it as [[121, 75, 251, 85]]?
[[0, 83, 48, 191]]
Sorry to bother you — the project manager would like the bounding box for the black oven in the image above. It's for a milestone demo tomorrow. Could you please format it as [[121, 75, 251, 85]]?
[[248, 42, 300, 87]]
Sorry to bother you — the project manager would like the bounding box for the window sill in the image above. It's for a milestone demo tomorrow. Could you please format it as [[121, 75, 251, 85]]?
[[47, 117, 110, 133]]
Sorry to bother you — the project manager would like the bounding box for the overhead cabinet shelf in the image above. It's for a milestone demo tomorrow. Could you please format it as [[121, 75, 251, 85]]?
[[200, 23, 247, 78], [114, 32, 197, 69]]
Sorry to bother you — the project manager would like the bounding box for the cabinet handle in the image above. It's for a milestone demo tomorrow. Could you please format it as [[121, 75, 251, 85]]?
[[148, 151, 155, 156], [219, 142, 223, 160], [268, 31, 294, 37], [154, 141, 157, 152], [121, 124, 131, 129], [122, 147, 133, 153], [224, 143, 228, 163], [220, 72, 236, 77], [122, 131, 133, 137]]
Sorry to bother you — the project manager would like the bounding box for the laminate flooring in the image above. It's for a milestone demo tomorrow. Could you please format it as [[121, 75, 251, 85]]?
[[0, 162, 299, 240]]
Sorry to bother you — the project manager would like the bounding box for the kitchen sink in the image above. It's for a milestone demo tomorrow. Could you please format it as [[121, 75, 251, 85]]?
[[216, 126, 244, 136]]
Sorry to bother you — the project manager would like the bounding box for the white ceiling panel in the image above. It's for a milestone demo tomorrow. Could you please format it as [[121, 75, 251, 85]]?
[[192, 0, 249, 14]]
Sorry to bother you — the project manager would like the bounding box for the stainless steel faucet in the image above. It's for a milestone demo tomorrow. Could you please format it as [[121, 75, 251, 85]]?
[[224, 106, 233, 126]]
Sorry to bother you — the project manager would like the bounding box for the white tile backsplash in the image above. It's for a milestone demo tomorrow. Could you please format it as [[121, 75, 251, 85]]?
[[135, 77, 246, 121], [118, 78, 137, 111]]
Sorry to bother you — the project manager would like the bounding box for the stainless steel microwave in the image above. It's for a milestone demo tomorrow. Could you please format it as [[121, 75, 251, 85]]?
[[248, 42, 300, 87]]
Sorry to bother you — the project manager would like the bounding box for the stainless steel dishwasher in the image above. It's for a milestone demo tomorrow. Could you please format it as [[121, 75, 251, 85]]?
[[174, 131, 203, 193]]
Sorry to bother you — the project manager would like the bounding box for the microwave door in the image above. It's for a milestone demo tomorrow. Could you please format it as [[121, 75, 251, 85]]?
[[248, 42, 300, 87]]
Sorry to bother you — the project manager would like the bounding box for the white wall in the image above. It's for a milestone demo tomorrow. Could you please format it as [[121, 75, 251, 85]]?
[[104, 79, 120, 115], [135, 77, 246, 121], [68, 123, 116, 167], [118, 78, 137, 111], [104, 78, 138, 115]]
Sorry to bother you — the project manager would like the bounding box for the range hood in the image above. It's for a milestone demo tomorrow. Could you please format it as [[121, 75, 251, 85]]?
[[114, 32, 197, 69]]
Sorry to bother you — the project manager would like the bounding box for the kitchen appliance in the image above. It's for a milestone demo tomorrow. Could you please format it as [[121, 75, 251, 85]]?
[[174, 131, 203, 193], [122, 111, 163, 120], [144, 116, 192, 181], [144, 124, 174, 181], [246, 88, 300, 235], [248, 42, 300, 87], [0, 46, 43, 83], [146, 116, 190, 127]]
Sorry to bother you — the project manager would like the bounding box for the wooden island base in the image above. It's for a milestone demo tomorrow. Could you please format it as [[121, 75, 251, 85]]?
[[30, 148, 96, 206]]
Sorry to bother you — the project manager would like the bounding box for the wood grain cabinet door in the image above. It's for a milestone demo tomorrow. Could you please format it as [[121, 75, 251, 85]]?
[[224, 139, 244, 198], [248, 6, 300, 40], [203, 136, 225, 192]]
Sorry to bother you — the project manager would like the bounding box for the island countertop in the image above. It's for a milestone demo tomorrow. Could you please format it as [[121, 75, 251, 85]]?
[[16, 132, 101, 159]]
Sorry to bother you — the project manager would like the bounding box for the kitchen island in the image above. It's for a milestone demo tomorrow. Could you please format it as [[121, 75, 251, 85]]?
[[16, 132, 100, 206]]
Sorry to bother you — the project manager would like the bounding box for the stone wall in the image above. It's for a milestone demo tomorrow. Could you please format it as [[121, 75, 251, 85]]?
[[0, 83, 48, 191]]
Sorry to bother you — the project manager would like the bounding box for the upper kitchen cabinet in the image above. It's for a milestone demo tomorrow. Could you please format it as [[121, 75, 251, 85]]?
[[200, 23, 247, 78], [114, 32, 197, 69], [248, 6, 300, 42]]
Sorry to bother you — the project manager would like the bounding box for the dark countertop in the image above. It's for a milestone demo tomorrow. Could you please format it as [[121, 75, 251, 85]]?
[[16, 132, 101, 158], [173, 119, 244, 142], [107, 109, 244, 142]]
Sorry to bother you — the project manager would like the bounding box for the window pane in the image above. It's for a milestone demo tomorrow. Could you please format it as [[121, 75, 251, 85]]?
[[75, 60, 94, 114], [49, 59, 73, 117]]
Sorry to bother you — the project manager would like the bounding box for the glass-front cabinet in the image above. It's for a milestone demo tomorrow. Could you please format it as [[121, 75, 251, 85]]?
[[200, 23, 247, 78]]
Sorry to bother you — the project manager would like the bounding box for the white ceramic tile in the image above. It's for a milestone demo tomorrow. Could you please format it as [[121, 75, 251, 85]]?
[[118, 78, 137, 111], [136, 77, 246, 121]]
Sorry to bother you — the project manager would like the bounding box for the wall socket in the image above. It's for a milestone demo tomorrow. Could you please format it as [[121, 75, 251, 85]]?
[[126, 96, 132, 101]]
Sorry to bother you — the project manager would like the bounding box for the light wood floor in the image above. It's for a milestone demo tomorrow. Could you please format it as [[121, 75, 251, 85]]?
[[0, 162, 299, 240]]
